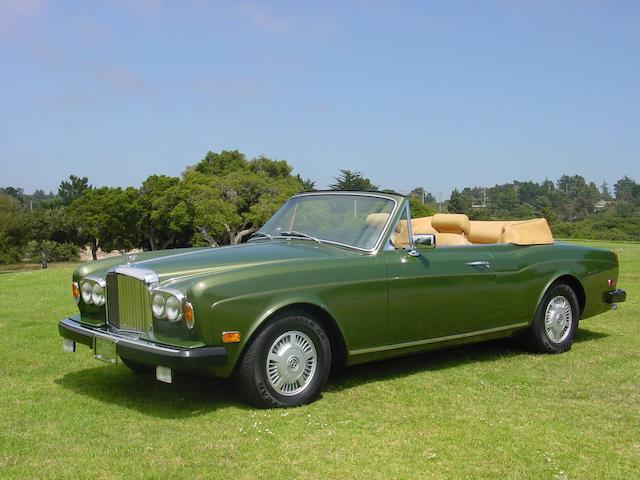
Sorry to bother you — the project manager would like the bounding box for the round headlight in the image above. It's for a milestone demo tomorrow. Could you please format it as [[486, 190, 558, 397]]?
[[91, 283, 105, 306], [165, 295, 181, 322], [81, 281, 93, 304], [152, 293, 165, 318]]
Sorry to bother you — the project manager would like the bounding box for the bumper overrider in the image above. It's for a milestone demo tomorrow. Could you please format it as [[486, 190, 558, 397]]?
[[58, 317, 227, 371], [606, 289, 627, 304]]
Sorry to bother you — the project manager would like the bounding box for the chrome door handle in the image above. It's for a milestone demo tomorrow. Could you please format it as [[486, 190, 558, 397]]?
[[465, 260, 491, 269]]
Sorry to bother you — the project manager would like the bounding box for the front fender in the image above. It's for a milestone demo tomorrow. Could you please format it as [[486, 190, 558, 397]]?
[[208, 291, 343, 377]]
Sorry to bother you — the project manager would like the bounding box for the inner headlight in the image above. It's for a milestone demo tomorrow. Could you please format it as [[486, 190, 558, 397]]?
[[91, 283, 105, 306], [165, 296, 181, 322], [152, 293, 165, 318], [81, 281, 93, 303]]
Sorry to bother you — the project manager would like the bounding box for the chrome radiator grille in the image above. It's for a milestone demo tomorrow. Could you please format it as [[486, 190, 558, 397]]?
[[106, 273, 152, 333]]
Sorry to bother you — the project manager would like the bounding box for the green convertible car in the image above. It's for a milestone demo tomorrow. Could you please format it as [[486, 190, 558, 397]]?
[[59, 191, 626, 407]]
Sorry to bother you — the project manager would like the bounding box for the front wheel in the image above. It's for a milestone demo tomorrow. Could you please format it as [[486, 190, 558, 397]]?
[[233, 311, 331, 408], [525, 283, 580, 353]]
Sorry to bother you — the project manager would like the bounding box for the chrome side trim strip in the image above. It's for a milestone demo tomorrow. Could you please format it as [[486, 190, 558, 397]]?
[[349, 322, 530, 356]]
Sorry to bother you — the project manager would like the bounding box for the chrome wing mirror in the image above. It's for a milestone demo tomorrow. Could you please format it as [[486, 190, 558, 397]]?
[[408, 234, 436, 257], [414, 234, 436, 248]]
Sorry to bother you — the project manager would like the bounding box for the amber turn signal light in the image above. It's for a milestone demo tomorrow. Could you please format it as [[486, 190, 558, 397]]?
[[184, 302, 195, 329], [222, 331, 241, 343], [72, 282, 80, 303]]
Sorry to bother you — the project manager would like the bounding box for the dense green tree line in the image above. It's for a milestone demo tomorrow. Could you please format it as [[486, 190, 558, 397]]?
[[0, 150, 313, 264], [1, 151, 638, 265]]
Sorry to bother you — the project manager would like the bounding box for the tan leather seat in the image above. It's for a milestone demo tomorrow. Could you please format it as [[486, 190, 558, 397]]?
[[431, 214, 471, 246], [391, 220, 410, 249], [365, 213, 391, 229], [367, 212, 554, 249], [411, 216, 437, 235], [366, 213, 411, 248], [467, 221, 510, 244]]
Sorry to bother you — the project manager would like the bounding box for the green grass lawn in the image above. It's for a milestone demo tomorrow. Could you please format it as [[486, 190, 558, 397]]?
[[1, 240, 638, 479]]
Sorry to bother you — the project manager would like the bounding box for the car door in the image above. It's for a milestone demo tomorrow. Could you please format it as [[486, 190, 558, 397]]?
[[383, 245, 499, 345]]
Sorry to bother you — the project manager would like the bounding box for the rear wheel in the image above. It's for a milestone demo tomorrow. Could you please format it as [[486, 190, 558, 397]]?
[[233, 311, 331, 408], [525, 283, 580, 353]]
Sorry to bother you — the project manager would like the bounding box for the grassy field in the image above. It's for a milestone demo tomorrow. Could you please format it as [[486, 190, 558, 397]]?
[[1, 240, 638, 479]]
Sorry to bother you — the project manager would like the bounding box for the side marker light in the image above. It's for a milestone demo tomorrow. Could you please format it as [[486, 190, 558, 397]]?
[[222, 331, 241, 343]]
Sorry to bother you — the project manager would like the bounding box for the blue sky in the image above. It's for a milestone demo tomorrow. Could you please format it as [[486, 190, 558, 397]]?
[[1, 0, 639, 197]]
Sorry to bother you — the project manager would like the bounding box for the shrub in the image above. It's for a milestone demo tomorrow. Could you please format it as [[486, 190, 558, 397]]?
[[552, 215, 640, 242], [23, 241, 80, 263]]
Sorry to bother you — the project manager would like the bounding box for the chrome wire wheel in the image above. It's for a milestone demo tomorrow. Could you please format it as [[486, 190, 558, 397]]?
[[266, 330, 317, 396], [544, 295, 573, 343]]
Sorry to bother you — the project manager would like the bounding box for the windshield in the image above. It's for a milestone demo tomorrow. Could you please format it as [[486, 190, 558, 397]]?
[[257, 193, 397, 250]]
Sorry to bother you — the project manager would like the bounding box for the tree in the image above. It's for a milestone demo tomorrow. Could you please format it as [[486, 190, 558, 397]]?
[[515, 181, 545, 205], [329, 170, 378, 191], [600, 181, 612, 200], [32, 189, 48, 200], [0, 186, 24, 204], [195, 150, 249, 176], [58, 175, 91, 205], [0, 193, 27, 263], [614, 176, 639, 203], [448, 189, 471, 214], [534, 195, 558, 224], [554, 175, 600, 220], [249, 156, 292, 179], [68, 187, 141, 259], [490, 186, 519, 217], [136, 175, 185, 250], [295, 174, 316, 192], [409, 187, 435, 204], [25, 207, 78, 268], [408, 196, 435, 218], [178, 152, 304, 246]]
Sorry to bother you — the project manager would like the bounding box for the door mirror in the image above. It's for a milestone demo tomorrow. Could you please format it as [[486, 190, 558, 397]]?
[[414, 234, 436, 249]]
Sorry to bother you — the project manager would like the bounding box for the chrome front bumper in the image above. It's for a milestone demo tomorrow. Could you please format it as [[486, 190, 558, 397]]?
[[58, 317, 227, 370]]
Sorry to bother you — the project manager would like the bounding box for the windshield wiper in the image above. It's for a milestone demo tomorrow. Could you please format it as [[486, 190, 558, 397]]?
[[248, 232, 273, 241], [277, 230, 321, 243]]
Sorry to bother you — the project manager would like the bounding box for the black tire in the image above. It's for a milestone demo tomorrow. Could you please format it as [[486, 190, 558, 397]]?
[[233, 310, 331, 408], [120, 357, 154, 374], [525, 283, 580, 353]]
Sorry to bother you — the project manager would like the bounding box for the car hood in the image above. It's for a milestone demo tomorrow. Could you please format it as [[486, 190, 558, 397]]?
[[124, 240, 361, 287]]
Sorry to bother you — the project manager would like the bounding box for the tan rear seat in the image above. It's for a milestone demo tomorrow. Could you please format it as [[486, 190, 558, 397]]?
[[367, 212, 554, 249], [411, 216, 437, 235], [431, 214, 471, 246], [467, 221, 510, 244]]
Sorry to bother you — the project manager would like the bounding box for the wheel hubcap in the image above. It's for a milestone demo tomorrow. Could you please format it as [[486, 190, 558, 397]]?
[[544, 296, 573, 343], [266, 330, 317, 396]]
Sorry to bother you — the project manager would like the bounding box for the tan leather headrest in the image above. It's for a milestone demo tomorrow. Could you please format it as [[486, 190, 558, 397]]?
[[366, 213, 390, 229], [432, 214, 470, 235]]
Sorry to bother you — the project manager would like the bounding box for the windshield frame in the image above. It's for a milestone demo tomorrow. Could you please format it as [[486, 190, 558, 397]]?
[[254, 191, 401, 253]]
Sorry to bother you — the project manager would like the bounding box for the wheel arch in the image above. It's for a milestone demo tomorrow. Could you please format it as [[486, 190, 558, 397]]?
[[241, 301, 348, 368], [539, 273, 586, 317]]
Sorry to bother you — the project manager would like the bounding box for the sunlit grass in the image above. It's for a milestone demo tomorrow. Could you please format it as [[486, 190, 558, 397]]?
[[0, 241, 638, 479]]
